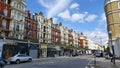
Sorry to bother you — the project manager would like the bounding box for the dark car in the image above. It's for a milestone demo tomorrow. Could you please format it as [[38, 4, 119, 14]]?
[[0, 58, 7, 68], [95, 53, 101, 57]]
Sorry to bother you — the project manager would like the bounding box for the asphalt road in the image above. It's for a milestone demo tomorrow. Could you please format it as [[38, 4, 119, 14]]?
[[4, 55, 92, 68]]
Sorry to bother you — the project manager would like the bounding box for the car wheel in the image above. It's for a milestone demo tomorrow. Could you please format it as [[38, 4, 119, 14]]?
[[16, 59, 20, 64], [28, 58, 32, 62]]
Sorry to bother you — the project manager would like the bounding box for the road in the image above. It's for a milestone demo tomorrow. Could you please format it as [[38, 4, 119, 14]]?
[[4, 55, 93, 68]]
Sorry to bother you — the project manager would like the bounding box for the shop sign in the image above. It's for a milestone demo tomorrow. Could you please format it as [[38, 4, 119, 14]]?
[[54, 46, 61, 51], [41, 44, 47, 48]]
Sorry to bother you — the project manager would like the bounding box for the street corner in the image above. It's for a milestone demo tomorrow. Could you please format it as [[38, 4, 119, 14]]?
[[85, 64, 99, 68], [86, 59, 100, 68]]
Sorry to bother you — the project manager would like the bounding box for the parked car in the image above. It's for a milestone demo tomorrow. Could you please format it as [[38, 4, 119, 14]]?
[[0, 58, 7, 68], [95, 53, 101, 57], [7, 54, 32, 64]]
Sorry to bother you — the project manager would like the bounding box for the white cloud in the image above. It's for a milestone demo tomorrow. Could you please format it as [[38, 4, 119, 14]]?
[[58, 10, 88, 23], [38, 0, 57, 8], [58, 10, 71, 20], [70, 3, 79, 9], [58, 10, 98, 23], [53, 17, 58, 24], [85, 14, 98, 22], [71, 13, 86, 22], [84, 30, 108, 45], [38, 0, 72, 18], [83, 13, 108, 45], [101, 13, 106, 22], [97, 13, 107, 31]]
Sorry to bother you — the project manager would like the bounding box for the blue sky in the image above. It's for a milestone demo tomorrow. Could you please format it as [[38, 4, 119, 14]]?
[[26, 0, 108, 45]]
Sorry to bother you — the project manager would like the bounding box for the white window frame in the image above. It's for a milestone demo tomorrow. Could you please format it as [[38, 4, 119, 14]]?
[[4, 9, 8, 16], [14, 2, 16, 7], [118, 2, 120, 9], [2, 19, 6, 29]]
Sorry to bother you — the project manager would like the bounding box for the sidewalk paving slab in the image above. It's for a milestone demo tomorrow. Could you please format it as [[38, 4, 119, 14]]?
[[94, 58, 120, 68]]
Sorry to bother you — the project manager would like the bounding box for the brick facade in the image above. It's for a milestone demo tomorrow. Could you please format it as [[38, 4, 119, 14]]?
[[51, 24, 61, 44], [0, 1, 11, 37], [25, 11, 38, 42], [68, 29, 73, 45]]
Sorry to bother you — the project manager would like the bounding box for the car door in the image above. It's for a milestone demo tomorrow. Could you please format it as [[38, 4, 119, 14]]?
[[18, 54, 25, 62], [23, 55, 28, 61], [21, 54, 27, 61]]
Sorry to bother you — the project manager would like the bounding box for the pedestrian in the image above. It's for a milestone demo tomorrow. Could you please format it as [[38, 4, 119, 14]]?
[[109, 52, 113, 62], [100, 52, 103, 57]]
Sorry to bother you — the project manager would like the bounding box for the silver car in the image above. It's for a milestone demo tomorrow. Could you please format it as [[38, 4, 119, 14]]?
[[8, 54, 32, 64]]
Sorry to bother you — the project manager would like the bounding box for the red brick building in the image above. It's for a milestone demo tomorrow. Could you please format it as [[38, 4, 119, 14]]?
[[0, 0, 11, 37], [78, 33, 87, 48], [68, 29, 73, 45], [24, 11, 38, 42], [51, 24, 61, 44]]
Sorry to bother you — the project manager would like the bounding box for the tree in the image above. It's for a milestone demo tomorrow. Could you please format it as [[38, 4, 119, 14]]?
[[28, 36, 37, 42], [104, 46, 110, 54]]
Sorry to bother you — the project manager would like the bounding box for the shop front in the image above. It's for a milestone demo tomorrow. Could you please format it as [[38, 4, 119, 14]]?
[[54, 46, 61, 57], [39, 44, 47, 58], [0, 39, 18, 59], [29, 43, 39, 59]]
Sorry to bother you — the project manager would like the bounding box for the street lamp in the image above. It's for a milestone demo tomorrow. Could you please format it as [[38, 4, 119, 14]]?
[[109, 31, 115, 64]]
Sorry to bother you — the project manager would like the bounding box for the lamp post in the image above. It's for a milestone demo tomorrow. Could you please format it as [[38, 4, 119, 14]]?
[[109, 31, 115, 64]]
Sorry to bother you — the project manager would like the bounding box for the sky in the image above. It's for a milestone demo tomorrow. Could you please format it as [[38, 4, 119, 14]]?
[[25, 0, 108, 45]]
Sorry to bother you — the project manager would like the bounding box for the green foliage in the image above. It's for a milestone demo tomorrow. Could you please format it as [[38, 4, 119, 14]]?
[[28, 36, 37, 43], [104, 46, 110, 54]]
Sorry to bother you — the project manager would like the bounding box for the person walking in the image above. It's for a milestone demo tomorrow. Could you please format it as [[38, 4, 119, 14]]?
[[109, 52, 113, 62]]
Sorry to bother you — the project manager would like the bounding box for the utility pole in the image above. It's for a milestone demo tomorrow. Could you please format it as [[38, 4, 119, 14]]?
[[109, 31, 115, 64]]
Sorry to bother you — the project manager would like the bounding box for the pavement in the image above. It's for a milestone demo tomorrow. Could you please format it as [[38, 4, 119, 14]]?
[[32, 56, 70, 61], [88, 57, 120, 68], [33, 55, 120, 68]]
